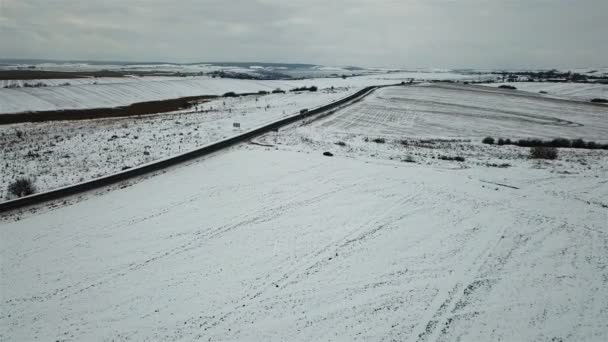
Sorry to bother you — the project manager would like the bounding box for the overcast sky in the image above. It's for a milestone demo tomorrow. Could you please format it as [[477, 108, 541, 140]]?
[[1, 0, 606, 69]]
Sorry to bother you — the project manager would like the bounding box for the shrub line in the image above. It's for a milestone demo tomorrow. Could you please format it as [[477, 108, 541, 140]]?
[[482, 137, 608, 150]]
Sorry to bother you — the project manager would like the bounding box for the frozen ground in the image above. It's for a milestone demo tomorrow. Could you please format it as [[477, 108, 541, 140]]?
[[0, 76, 195, 89], [292, 84, 608, 141], [481, 82, 608, 102], [0, 87, 354, 199], [3, 83, 608, 198], [1, 83, 608, 341], [1, 147, 607, 341], [0, 60, 495, 80], [0, 72, 484, 114]]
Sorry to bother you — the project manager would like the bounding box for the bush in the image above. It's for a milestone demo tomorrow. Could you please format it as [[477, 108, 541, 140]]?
[[530, 146, 558, 160], [223, 92, 238, 98], [571, 138, 586, 149], [290, 86, 318, 93], [272, 88, 285, 94], [403, 155, 416, 163], [8, 178, 36, 198], [591, 98, 608, 103], [486, 163, 511, 168], [372, 138, 386, 144], [482, 137, 495, 145], [539, 91, 548, 94], [438, 155, 465, 162], [517, 138, 543, 147], [498, 85, 517, 90], [479, 136, 606, 150], [495, 138, 514, 146], [549, 138, 571, 148]]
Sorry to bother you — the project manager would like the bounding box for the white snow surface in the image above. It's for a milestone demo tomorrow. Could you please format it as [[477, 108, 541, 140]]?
[[481, 82, 608, 102], [310, 84, 608, 142], [2, 84, 608, 341], [0, 76, 195, 88], [0, 88, 355, 198], [2, 144, 607, 341], [0, 72, 479, 114]]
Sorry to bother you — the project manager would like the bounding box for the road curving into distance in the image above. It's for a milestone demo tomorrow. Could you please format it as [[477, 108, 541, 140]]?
[[0, 84, 389, 213]]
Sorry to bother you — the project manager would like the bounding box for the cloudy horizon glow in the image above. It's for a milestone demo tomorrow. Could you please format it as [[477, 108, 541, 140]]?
[[0, 0, 606, 69]]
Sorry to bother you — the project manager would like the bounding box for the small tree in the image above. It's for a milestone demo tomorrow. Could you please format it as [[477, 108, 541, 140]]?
[[571, 139, 586, 149], [8, 178, 36, 198], [529, 146, 558, 160]]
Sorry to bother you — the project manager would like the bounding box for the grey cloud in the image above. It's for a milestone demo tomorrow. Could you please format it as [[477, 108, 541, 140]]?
[[0, 0, 606, 68]]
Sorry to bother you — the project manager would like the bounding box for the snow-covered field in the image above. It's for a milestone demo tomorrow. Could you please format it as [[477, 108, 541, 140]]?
[[0, 72, 483, 114], [2, 137, 607, 340], [0, 87, 355, 198], [0, 76, 193, 89], [0, 76, 331, 114], [481, 82, 608, 102], [302, 84, 608, 142], [2, 83, 607, 341], [2, 83, 607, 197]]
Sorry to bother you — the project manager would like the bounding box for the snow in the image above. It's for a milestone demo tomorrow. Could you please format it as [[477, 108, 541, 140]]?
[[480, 82, 608, 102], [2, 145, 607, 341], [0, 76, 197, 89], [306, 84, 608, 142], [7, 82, 606, 199], [0, 88, 356, 198], [2, 83, 607, 341], [0, 72, 484, 114]]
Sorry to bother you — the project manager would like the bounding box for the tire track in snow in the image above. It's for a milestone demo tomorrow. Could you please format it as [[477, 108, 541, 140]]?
[[167, 179, 422, 339], [411, 210, 511, 342]]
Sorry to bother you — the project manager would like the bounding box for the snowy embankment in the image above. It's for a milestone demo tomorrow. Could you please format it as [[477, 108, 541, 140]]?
[[2, 83, 608, 341], [0, 72, 478, 114], [480, 82, 608, 102]]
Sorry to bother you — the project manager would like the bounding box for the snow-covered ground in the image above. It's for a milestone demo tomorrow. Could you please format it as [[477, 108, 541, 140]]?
[[480, 82, 608, 102], [2, 140, 607, 340], [3, 82, 607, 198], [2, 83, 608, 341], [305, 84, 608, 142], [0, 72, 485, 114], [0, 87, 355, 198], [0, 76, 333, 114], [0, 76, 195, 89], [1, 60, 496, 80]]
